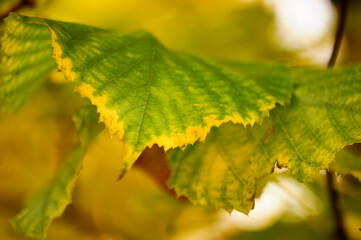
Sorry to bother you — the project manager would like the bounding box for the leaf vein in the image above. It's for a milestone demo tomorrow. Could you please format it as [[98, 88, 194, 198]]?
[[135, 41, 157, 148]]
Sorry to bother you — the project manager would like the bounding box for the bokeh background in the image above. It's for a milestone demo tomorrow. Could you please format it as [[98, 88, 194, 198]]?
[[1, 0, 361, 239]]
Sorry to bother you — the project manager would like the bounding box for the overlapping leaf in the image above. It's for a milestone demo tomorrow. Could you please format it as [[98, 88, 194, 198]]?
[[168, 65, 361, 213], [12, 106, 103, 240], [332, 147, 361, 181], [4, 12, 361, 224], [0, 13, 57, 112], [1, 13, 292, 171]]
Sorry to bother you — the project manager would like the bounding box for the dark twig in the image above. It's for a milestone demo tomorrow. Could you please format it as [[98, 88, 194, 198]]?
[[328, 0, 349, 67], [326, 171, 348, 240], [327, 1, 350, 239], [0, 0, 36, 19]]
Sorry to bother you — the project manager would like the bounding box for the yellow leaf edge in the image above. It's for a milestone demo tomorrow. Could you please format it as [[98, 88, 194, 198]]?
[[25, 17, 283, 172]]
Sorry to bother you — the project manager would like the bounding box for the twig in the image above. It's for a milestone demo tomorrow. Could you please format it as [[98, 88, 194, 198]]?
[[327, 1, 350, 238], [328, 0, 349, 68], [326, 171, 348, 240]]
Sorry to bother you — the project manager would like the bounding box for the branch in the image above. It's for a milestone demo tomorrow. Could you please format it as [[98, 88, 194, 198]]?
[[326, 171, 348, 240], [328, 0, 349, 67], [327, 1, 350, 239]]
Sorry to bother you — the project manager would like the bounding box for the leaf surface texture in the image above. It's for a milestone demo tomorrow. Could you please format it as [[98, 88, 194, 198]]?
[[168, 65, 361, 213], [0, 14, 57, 112], [1, 13, 292, 170]]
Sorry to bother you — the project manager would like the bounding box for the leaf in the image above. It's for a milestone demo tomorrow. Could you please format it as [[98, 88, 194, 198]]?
[[12, 105, 103, 240], [272, 66, 361, 179], [1, 13, 292, 171], [168, 65, 361, 213], [29, 130, 219, 240], [332, 147, 361, 181], [168, 122, 271, 212], [71, 105, 105, 146], [219, 61, 292, 104], [0, 13, 57, 112]]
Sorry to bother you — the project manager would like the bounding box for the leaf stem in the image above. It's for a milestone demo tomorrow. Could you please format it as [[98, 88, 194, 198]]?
[[326, 1, 349, 239]]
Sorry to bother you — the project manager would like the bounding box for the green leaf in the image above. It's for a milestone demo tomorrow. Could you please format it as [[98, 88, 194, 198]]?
[[168, 122, 272, 213], [272, 66, 361, 179], [0, 13, 57, 112], [219, 61, 292, 103], [168, 65, 361, 213], [72, 105, 105, 146], [12, 105, 103, 240], [1, 13, 292, 171]]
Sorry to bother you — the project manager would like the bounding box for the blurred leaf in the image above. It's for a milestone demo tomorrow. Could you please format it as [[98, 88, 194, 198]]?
[[0, 82, 86, 202], [12, 145, 84, 240], [2, 13, 292, 173], [227, 218, 329, 240], [71, 105, 104, 146], [12, 106, 103, 240], [168, 65, 361, 213], [182, 5, 278, 61], [19, 0, 293, 62], [71, 131, 185, 240], [38, 118, 218, 240], [0, 13, 57, 112], [0, 99, 66, 239], [332, 148, 361, 181]]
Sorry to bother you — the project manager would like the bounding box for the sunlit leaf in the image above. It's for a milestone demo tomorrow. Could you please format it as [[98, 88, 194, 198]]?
[[168, 65, 361, 213], [12, 106, 103, 240], [1, 13, 292, 172]]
